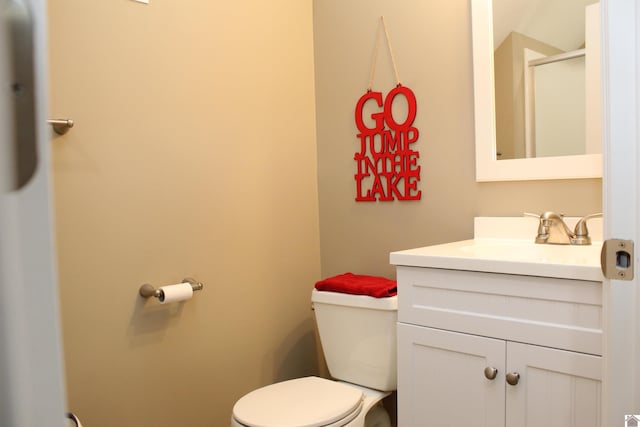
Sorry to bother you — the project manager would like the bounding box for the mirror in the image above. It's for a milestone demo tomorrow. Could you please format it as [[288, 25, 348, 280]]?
[[471, 0, 602, 181]]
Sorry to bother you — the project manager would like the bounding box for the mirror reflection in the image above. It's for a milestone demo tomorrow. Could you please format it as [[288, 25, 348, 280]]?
[[492, 0, 600, 160]]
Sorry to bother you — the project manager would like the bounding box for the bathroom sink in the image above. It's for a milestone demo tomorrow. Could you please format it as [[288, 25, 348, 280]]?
[[390, 238, 603, 281], [457, 238, 602, 264], [390, 217, 604, 281]]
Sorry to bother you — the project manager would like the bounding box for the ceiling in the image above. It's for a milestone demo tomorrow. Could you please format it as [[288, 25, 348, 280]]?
[[492, 0, 599, 52]]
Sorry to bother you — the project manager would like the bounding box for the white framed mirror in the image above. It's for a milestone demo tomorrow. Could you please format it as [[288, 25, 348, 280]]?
[[471, 0, 602, 181]]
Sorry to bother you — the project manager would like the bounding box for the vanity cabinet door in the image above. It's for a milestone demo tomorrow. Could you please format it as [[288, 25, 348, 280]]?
[[398, 323, 505, 427], [505, 342, 602, 427]]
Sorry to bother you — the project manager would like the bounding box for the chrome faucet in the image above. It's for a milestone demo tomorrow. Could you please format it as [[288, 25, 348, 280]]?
[[534, 212, 575, 244], [529, 212, 603, 245]]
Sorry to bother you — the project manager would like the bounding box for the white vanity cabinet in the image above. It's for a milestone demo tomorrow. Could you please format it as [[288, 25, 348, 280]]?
[[393, 265, 603, 427]]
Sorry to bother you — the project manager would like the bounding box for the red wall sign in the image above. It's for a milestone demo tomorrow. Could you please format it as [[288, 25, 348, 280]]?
[[354, 85, 421, 201]]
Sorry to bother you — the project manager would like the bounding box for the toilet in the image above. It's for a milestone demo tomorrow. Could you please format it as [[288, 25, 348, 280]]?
[[231, 288, 398, 427]]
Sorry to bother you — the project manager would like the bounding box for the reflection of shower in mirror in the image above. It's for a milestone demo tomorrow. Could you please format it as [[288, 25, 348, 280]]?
[[524, 49, 585, 158], [471, 0, 602, 181], [493, 0, 600, 160]]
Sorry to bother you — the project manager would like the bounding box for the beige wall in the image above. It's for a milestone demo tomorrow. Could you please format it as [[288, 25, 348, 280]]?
[[49, 1, 320, 426], [49, 0, 603, 426], [313, 0, 602, 280]]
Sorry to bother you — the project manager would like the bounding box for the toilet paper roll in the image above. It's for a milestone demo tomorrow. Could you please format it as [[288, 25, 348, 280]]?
[[158, 282, 193, 304]]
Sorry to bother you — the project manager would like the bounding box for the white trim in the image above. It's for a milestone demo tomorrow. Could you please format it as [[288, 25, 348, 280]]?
[[601, 0, 640, 424], [0, 0, 68, 425], [523, 48, 544, 158], [471, 0, 603, 181]]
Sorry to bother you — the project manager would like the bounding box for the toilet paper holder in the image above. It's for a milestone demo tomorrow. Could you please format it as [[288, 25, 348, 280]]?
[[139, 277, 204, 299]]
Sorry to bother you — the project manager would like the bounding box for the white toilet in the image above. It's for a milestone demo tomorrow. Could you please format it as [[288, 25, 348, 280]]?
[[231, 288, 398, 427]]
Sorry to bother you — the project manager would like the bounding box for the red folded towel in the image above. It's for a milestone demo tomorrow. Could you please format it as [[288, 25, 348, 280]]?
[[314, 272, 397, 298]]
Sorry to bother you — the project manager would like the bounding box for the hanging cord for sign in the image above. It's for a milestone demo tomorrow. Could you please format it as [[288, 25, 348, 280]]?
[[367, 16, 402, 92]]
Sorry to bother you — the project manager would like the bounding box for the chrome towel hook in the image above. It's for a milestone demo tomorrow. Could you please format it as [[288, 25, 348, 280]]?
[[48, 118, 74, 135]]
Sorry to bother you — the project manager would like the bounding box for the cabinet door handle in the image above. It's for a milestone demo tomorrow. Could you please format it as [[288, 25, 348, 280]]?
[[506, 372, 520, 386], [484, 366, 498, 380]]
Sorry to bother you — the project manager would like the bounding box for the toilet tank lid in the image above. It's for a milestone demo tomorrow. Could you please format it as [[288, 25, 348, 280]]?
[[311, 289, 397, 310]]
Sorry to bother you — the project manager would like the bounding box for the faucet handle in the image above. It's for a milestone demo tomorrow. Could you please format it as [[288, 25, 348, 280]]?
[[523, 212, 567, 219], [572, 213, 603, 245], [524, 212, 550, 243]]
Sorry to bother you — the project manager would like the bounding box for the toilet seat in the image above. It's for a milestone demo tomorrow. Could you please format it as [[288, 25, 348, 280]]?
[[232, 376, 364, 427]]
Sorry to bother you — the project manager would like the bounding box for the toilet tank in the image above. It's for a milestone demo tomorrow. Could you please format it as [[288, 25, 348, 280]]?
[[311, 289, 397, 391]]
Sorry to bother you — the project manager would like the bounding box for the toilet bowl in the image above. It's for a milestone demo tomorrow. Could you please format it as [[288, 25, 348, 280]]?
[[231, 289, 397, 427], [231, 376, 391, 427]]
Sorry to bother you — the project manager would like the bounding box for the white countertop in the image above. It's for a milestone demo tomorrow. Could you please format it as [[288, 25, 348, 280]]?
[[389, 217, 604, 281]]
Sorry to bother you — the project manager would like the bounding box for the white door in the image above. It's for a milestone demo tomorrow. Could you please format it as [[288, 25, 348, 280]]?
[[601, 0, 640, 425], [0, 0, 68, 426], [397, 323, 505, 426], [506, 342, 602, 427]]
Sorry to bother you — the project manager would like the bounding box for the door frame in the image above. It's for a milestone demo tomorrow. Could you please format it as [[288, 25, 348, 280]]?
[[0, 0, 68, 425], [601, 0, 640, 424]]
